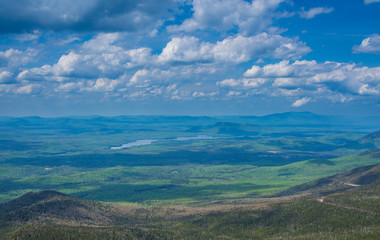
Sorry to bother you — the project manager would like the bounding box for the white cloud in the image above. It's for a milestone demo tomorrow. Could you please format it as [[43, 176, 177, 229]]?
[[358, 84, 379, 95], [292, 97, 310, 107], [273, 78, 299, 87], [129, 69, 150, 86], [14, 33, 226, 99], [0, 71, 13, 83], [242, 78, 268, 88], [16, 32, 309, 95], [192, 91, 205, 97], [15, 84, 40, 94], [168, 0, 286, 35], [17, 34, 154, 83], [218, 60, 380, 104], [353, 34, 380, 54], [217, 79, 240, 87], [84, 78, 120, 92], [299, 7, 334, 19], [217, 78, 267, 88], [0, 48, 38, 68], [227, 91, 242, 96], [158, 36, 213, 63], [82, 33, 121, 52], [158, 33, 310, 64], [55, 82, 83, 92], [244, 60, 322, 80], [244, 66, 261, 77], [54, 52, 81, 76]]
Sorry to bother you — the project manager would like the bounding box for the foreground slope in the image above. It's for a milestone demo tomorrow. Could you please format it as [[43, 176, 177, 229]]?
[[1, 164, 380, 239]]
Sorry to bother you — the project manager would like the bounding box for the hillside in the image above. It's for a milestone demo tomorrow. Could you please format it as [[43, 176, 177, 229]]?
[[0, 190, 114, 226], [276, 162, 380, 197], [344, 131, 380, 149], [1, 164, 380, 239]]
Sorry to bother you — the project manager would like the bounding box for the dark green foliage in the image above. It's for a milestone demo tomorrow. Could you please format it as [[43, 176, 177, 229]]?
[[2, 225, 174, 240], [169, 182, 380, 239]]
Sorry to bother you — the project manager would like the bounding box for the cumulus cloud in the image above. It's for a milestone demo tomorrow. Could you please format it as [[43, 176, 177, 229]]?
[[247, 60, 380, 95], [0, 48, 38, 68], [18, 33, 153, 82], [158, 33, 310, 64], [121, 65, 223, 100], [192, 91, 218, 98], [169, 0, 286, 35], [13, 33, 231, 100], [291, 97, 310, 107], [84, 78, 120, 92], [218, 60, 380, 105], [17, 32, 309, 85], [14, 84, 41, 95], [158, 36, 213, 63], [353, 34, 380, 54], [217, 78, 267, 89], [0, 71, 13, 84], [299, 7, 334, 19], [0, 0, 179, 33]]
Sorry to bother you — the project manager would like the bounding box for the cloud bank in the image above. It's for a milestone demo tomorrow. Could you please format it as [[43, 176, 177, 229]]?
[[0, 0, 179, 33], [217, 60, 380, 105]]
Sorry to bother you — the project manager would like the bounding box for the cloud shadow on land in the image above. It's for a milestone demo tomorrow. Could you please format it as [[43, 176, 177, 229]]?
[[72, 182, 280, 202], [6, 149, 338, 168]]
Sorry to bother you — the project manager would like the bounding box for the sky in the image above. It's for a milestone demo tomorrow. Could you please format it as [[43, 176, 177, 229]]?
[[0, 0, 379, 116]]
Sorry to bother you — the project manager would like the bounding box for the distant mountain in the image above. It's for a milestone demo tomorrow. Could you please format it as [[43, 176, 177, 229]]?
[[228, 111, 333, 126], [186, 121, 260, 135], [276, 163, 380, 197], [258, 111, 328, 123], [236, 112, 380, 130], [2, 112, 380, 131], [212, 122, 259, 135]]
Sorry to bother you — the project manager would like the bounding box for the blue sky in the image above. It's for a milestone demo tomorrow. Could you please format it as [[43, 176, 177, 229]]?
[[0, 0, 379, 116]]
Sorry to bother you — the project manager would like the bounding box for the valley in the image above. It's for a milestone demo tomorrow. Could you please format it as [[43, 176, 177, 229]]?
[[0, 113, 380, 239], [0, 113, 380, 204]]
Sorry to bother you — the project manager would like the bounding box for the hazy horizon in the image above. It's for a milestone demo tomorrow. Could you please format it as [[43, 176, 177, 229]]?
[[1, 111, 380, 118]]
